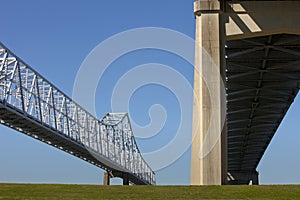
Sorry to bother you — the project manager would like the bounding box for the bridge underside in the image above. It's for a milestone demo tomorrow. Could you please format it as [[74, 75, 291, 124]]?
[[226, 33, 300, 184], [0, 102, 148, 185]]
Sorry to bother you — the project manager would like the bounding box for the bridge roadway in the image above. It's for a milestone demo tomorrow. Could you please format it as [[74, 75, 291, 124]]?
[[0, 42, 155, 185]]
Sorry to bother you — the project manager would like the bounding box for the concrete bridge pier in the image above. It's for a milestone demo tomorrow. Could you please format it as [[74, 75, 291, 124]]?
[[191, 0, 228, 185]]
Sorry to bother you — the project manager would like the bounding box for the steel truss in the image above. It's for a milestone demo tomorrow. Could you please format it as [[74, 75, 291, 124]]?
[[0, 42, 155, 185]]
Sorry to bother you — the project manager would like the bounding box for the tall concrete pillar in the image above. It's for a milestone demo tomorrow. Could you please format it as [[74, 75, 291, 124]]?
[[191, 0, 227, 185]]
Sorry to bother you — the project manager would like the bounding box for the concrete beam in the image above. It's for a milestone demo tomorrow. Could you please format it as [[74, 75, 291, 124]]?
[[225, 1, 300, 40], [194, 0, 222, 15]]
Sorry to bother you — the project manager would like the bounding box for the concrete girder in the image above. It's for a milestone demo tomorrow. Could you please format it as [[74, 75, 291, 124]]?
[[225, 1, 300, 40]]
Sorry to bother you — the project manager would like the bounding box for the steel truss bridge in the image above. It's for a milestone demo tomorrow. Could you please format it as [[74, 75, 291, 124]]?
[[0, 42, 155, 185]]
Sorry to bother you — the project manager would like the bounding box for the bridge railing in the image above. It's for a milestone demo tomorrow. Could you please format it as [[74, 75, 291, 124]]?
[[0, 43, 155, 185]]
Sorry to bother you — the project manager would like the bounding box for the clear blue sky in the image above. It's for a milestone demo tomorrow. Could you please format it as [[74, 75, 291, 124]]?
[[0, 0, 299, 185]]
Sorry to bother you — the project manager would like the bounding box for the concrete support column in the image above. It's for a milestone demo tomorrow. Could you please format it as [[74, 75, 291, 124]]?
[[191, 0, 227, 185], [103, 171, 111, 185]]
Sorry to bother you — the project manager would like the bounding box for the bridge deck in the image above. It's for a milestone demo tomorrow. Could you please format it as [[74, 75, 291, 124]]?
[[226, 34, 300, 176]]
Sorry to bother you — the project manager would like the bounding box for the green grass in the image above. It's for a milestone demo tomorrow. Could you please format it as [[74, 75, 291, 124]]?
[[0, 184, 299, 200]]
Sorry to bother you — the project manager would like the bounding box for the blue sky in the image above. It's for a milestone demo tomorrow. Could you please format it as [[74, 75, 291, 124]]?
[[0, 0, 299, 185]]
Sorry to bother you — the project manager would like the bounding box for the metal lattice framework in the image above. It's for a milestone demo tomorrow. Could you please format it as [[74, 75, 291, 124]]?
[[226, 34, 300, 182], [0, 42, 155, 185]]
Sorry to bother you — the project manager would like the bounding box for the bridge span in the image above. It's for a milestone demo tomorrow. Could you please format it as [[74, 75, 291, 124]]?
[[0, 42, 155, 185]]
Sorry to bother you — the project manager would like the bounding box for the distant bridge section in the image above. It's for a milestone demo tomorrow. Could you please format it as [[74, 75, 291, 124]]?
[[0, 42, 155, 185]]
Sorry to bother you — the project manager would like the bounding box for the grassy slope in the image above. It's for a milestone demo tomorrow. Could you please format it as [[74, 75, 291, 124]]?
[[0, 184, 299, 200]]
